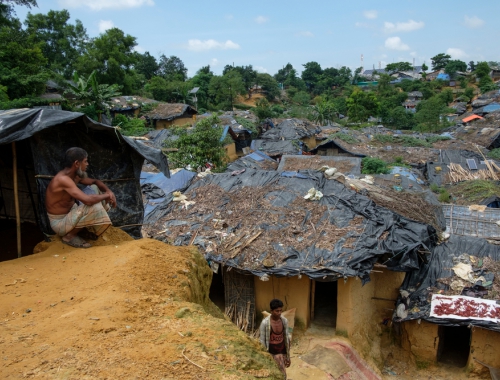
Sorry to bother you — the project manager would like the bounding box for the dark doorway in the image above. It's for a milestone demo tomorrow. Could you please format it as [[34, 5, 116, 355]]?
[[209, 268, 225, 312], [312, 280, 337, 327], [437, 326, 470, 367], [0, 219, 45, 262]]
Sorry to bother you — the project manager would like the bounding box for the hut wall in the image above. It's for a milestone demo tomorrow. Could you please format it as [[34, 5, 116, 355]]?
[[337, 271, 404, 364], [402, 321, 500, 374], [301, 135, 317, 150], [154, 116, 195, 129], [224, 143, 238, 163], [254, 275, 311, 327], [468, 327, 500, 375]]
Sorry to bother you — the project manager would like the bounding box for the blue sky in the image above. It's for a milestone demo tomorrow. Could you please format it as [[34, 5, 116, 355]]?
[[14, 0, 500, 77]]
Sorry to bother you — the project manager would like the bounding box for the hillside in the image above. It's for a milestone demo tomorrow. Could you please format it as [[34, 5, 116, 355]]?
[[0, 228, 280, 379]]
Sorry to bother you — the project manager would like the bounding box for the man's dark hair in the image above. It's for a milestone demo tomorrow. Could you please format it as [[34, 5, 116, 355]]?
[[64, 147, 88, 168], [270, 299, 283, 310]]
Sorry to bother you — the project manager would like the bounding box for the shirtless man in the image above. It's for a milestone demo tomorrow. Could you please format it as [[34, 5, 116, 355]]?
[[259, 299, 291, 379], [45, 147, 117, 248]]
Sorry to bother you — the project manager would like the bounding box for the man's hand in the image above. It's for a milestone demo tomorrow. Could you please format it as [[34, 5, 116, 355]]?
[[106, 190, 117, 208]]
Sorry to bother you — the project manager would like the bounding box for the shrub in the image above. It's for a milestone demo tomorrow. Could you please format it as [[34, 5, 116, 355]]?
[[330, 132, 358, 144], [438, 189, 451, 203], [374, 134, 394, 144], [235, 116, 259, 135], [361, 157, 390, 174], [426, 135, 451, 144], [112, 114, 152, 136], [488, 148, 500, 160]]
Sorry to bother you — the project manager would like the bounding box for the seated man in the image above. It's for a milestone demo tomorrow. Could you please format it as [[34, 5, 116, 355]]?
[[45, 147, 117, 248]]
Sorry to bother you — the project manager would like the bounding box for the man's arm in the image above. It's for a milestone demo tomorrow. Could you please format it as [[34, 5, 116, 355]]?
[[61, 176, 111, 206], [79, 177, 117, 207]]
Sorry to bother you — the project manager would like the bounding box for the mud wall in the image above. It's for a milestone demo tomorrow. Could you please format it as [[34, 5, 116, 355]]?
[[402, 320, 500, 374], [468, 327, 500, 375], [337, 270, 405, 368], [254, 275, 311, 327], [154, 116, 195, 129]]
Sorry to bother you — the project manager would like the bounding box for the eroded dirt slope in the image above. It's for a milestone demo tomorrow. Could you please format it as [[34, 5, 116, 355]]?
[[0, 228, 280, 379]]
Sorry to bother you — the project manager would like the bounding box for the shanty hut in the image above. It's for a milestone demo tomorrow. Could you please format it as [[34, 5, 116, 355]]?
[[109, 96, 157, 117], [0, 108, 169, 260], [144, 103, 197, 129], [142, 168, 440, 365], [261, 118, 320, 150], [394, 235, 500, 376]]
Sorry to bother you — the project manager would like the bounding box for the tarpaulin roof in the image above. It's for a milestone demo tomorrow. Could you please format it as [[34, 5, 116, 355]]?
[[143, 169, 437, 283], [0, 108, 170, 237], [462, 114, 484, 123], [395, 235, 500, 332], [225, 151, 278, 172], [251, 139, 301, 156], [261, 118, 320, 141]]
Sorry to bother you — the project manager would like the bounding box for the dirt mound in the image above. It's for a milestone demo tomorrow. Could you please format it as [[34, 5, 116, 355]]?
[[0, 228, 280, 379]]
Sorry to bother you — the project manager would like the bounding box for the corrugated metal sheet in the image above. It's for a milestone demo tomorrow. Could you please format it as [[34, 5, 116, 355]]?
[[442, 204, 500, 239]]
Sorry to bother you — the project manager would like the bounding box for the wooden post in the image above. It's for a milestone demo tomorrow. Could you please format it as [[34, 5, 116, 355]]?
[[12, 142, 21, 257]]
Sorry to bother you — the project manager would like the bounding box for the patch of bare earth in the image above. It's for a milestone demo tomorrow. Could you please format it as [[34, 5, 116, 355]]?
[[0, 228, 280, 379]]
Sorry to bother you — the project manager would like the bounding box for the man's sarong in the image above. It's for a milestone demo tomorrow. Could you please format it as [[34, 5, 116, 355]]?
[[272, 354, 288, 378], [48, 202, 111, 237]]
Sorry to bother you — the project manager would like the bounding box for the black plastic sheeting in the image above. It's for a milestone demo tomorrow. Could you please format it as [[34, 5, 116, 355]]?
[[141, 169, 196, 219], [261, 119, 320, 140], [147, 169, 437, 283], [0, 109, 170, 238], [395, 234, 500, 332], [225, 151, 278, 172]]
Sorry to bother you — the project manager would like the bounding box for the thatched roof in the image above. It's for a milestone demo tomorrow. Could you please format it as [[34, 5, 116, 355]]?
[[144, 103, 197, 120], [109, 96, 158, 111]]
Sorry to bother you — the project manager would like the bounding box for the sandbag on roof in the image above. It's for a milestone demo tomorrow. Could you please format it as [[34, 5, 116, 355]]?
[[143, 169, 437, 283]]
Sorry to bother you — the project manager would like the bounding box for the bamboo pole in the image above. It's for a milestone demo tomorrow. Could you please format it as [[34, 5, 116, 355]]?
[[12, 142, 21, 258]]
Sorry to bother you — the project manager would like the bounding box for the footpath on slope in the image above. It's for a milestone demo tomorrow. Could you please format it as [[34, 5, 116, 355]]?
[[0, 228, 281, 379]]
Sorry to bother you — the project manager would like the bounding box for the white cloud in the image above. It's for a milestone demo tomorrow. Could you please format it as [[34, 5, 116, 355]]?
[[363, 10, 378, 19], [385, 37, 410, 51], [186, 39, 240, 51], [98, 20, 114, 33], [133, 45, 145, 53], [464, 15, 484, 29], [295, 31, 314, 37], [355, 22, 369, 28], [59, 0, 154, 11], [210, 58, 219, 67], [446, 48, 468, 59], [255, 15, 269, 24], [255, 66, 268, 73], [384, 19, 424, 33]]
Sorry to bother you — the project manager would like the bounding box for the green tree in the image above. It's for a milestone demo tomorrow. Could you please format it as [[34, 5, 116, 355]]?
[[274, 63, 294, 84], [75, 27, 138, 93], [385, 107, 416, 130], [431, 53, 451, 71], [0, 0, 37, 26], [190, 65, 214, 110], [346, 88, 379, 122], [24, 9, 87, 79], [223, 65, 257, 93], [253, 98, 274, 120], [0, 17, 49, 99], [444, 60, 467, 79], [256, 73, 280, 101], [65, 70, 121, 121], [145, 76, 168, 101], [301, 61, 323, 91], [157, 55, 187, 82], [414, 96, 453, 132], [385, 62, 413, 74], [475, 62, 496, 93], [208, 71, 245, 110], [468, 61, 476, 72], [135, 51, 158, 80], [165, 115, 228, 171]]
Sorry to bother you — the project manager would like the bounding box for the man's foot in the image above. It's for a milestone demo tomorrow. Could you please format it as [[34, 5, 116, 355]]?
[[78, 228, 99, 241], [62, 235, 91, 248]]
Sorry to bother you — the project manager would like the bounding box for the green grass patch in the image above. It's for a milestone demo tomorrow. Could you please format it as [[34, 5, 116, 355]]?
[[425, 135, 451, 144], [233, 103, 253, 110], [374, 134, 395, 144], [330, 132, 359, 144], [234, 116, 259, 135], [415, 359, 430, 370], [400, 136, 432, 148], [487, 148, 500, 160], [449, 180, 500, 204]]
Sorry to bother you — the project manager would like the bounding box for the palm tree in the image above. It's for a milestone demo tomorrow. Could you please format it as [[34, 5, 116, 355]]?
[[311, 100, 336, 125]]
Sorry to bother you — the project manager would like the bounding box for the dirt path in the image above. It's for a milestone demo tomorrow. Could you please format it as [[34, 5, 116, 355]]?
[[0, 228, 280, 379]]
